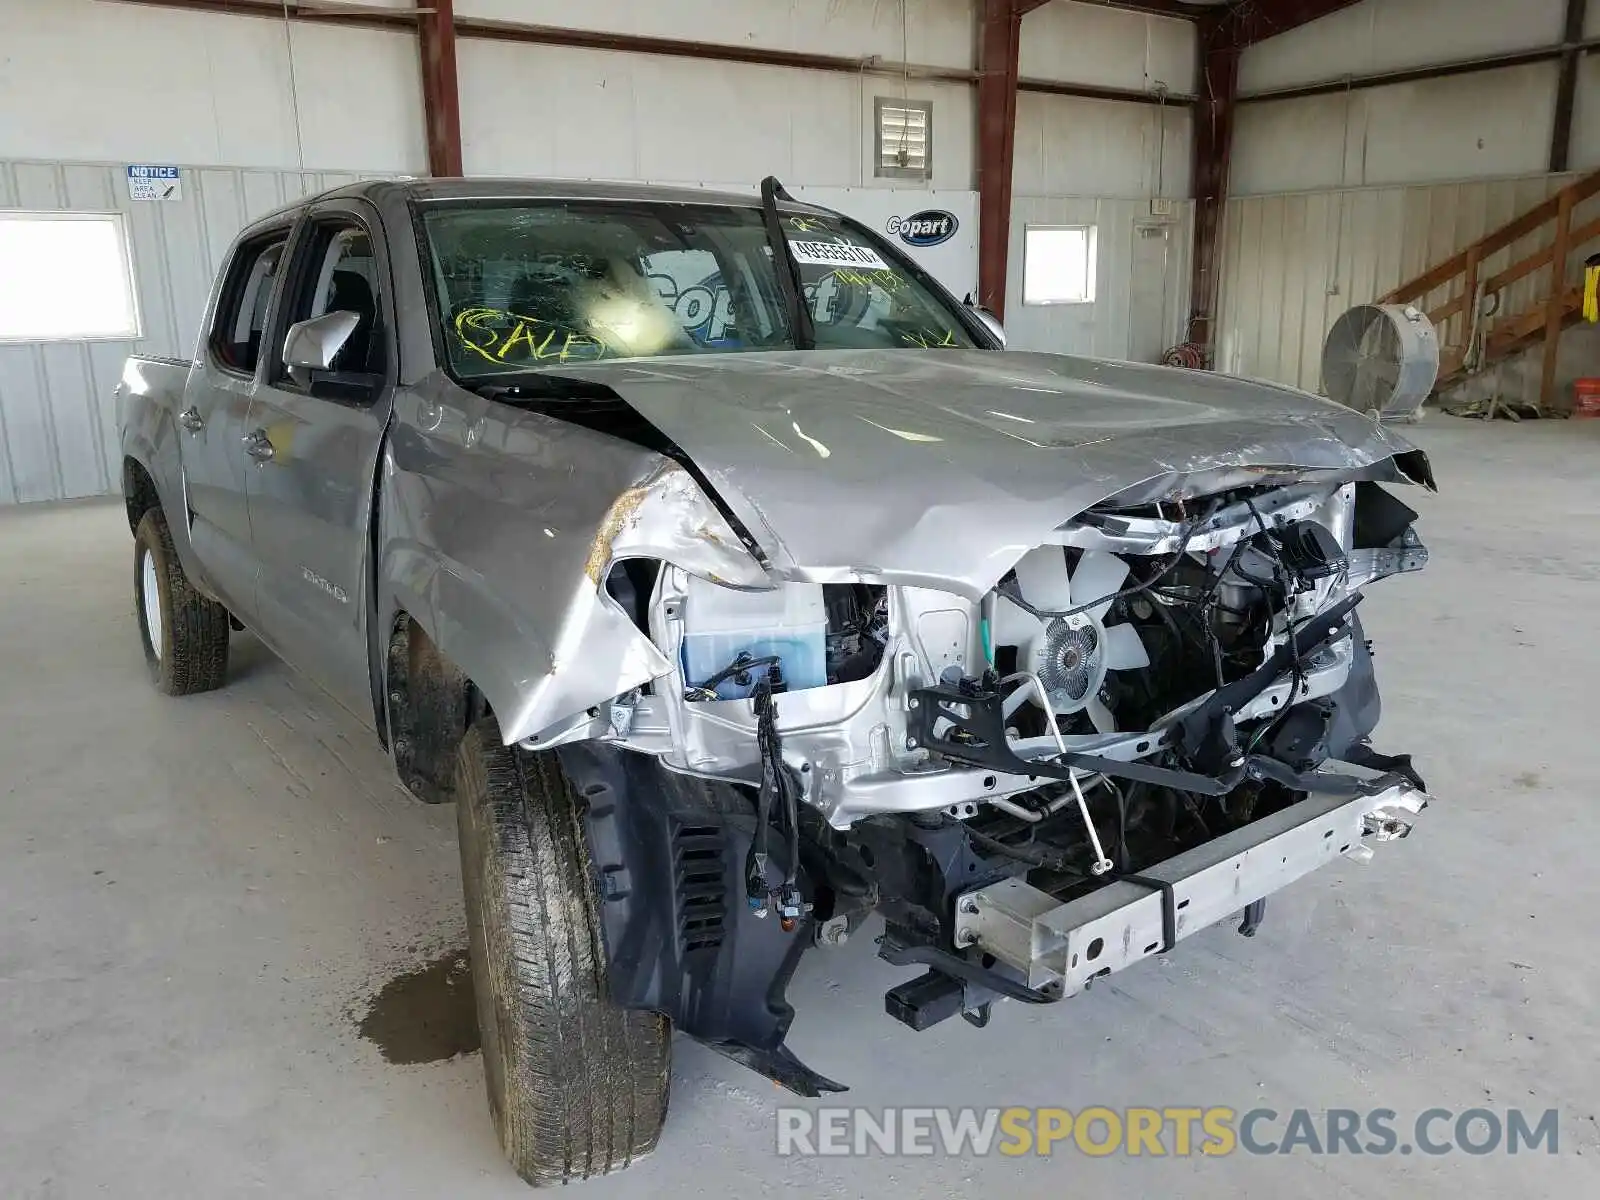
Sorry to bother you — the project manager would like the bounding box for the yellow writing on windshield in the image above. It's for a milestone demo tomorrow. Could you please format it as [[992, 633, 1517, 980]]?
[[830, 267, 904, 291], [901, 328, 959, 349], [453, 307, 612, 365]]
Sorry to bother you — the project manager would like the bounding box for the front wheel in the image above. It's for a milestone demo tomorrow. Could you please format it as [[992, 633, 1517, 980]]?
[[133, 508, 230, 695], [455, 716, 671, 1186]]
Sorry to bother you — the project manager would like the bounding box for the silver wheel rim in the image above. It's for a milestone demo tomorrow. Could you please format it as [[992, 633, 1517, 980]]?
[[141, 547, 163, 661]]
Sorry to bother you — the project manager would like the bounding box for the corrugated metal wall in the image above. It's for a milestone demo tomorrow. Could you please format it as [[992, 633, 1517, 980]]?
[[0, 159, 393, 505], [1213, 172, 1600, 395]]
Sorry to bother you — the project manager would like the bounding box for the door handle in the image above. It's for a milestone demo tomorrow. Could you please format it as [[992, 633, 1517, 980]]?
[[179, 407, 204, 432], [242, 429, 275, 462]]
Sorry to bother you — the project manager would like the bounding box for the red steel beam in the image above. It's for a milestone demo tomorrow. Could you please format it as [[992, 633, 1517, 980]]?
[[1239, 41, 1597, 103], [418, 0, 463, 176], [977, 0, 1024, 319], [1183, 0, 1360, 355], [112, 0, 1194, 104], [1185, 11, 1240, 350]]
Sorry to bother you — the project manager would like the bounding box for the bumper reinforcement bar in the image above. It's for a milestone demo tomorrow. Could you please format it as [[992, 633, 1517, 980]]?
[[950, 766, 1430, 995]]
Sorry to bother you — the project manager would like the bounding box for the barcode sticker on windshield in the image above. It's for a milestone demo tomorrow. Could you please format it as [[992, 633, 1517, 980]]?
[[787, 240, 891, 270]]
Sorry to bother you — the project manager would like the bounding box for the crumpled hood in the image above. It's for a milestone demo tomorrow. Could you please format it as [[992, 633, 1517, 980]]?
[[545, 349, 1426, 595]]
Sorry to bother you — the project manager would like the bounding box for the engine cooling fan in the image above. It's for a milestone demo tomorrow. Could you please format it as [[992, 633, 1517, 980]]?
[[992, 547, 1150, 733]]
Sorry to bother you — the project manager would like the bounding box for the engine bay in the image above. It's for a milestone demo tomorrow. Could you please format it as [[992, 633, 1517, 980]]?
[[585, 475, 1426, 825]]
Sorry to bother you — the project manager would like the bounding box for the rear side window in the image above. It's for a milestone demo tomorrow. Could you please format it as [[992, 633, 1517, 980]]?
[[210, 230, 290, 374]]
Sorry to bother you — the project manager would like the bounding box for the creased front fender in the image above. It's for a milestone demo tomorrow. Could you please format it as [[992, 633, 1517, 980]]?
[[376, 377, 766, 746]]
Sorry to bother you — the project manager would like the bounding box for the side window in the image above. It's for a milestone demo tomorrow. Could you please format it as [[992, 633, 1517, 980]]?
[[279, 221, 385, 381], [210, 231, 290, 374]]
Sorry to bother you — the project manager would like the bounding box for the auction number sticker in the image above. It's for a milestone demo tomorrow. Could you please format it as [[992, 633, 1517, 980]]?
[[787, 240, 890, 270]]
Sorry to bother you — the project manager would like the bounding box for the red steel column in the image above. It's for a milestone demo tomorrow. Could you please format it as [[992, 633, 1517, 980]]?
[[419, 0, 463, 177], [1185, 13, 1239, 354], [977, 0, 1023, 319]]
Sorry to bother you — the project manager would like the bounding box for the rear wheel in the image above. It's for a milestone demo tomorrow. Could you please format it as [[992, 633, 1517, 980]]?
[[456, 716, 671, 1186], [133, 508, 230, 695]]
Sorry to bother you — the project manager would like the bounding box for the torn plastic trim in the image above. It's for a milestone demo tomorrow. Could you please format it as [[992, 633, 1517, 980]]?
[[560, 741, 846, 1098]]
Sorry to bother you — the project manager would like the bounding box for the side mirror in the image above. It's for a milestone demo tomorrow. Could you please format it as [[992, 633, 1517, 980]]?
[[963, 294, 1007, 348], [283, 310, 360, 386]]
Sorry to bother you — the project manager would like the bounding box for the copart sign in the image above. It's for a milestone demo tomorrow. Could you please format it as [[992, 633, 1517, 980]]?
[[887, 210, 959, 248]]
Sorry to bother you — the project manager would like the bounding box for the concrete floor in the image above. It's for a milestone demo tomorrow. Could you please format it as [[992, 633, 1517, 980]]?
[[3, 417, 1598, 1198]]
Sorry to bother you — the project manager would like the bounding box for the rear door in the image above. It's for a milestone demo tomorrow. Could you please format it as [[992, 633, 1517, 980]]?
[[180, 222, 295, 620], [242, 200, 395, 719]]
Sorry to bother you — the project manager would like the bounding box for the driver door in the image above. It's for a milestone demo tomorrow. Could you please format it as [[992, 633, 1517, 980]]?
[[241, 201, 396, 721]]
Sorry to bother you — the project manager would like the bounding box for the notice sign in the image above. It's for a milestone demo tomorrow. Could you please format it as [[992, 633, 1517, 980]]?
[[126, 165, 182, 201]]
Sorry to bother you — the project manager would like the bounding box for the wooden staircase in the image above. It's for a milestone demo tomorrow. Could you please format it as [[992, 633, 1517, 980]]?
[[1377, 167, 1600, 409]]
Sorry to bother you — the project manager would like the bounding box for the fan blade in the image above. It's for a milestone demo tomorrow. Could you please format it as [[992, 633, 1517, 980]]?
[[1086, 694, 1117, 733], [990, 592, 1046, 652], [1102, 621, 1150, 671], [1011, 546, 1075, 613], [1067, 550, 1130, 622]]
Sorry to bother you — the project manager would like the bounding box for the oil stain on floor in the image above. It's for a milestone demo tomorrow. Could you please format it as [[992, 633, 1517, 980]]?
[[358, 950, 481, 1064]]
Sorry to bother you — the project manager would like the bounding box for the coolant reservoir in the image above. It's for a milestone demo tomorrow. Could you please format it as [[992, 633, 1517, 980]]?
[[681, 577, 827, 699]]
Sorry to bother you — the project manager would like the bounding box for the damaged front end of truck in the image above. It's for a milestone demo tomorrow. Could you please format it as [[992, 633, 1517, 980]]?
[[403, 350, 1439, 1097]]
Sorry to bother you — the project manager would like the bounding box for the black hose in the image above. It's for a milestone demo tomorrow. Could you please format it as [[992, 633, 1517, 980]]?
[[691, 652, 780, 696], [965, 823, 1078, 874]]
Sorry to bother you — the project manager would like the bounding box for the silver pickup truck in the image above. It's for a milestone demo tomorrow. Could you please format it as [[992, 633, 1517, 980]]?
[[119, 177, 1434, 1187]]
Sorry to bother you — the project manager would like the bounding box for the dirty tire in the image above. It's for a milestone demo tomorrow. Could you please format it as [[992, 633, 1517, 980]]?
[[456, 716, 671, 1186], [134, 508, 230, 695]]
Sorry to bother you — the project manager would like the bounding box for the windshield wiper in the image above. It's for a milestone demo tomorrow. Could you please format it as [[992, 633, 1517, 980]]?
[[759, 175, 815, 351], [472, 372, 622, 404]]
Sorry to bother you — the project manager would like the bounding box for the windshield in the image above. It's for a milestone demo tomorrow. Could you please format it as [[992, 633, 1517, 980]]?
[[419, 201, 978, 377]]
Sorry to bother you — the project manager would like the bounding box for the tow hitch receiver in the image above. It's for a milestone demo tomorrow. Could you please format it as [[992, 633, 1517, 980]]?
[[951, 769, 1431, 996]]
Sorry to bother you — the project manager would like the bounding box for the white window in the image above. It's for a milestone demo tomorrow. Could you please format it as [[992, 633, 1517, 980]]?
[[875, 98, 933, 181], [0, 211, 140, 341], [1023, 225, 1097, 305]]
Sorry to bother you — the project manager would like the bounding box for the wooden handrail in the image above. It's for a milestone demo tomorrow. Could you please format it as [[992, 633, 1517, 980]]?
[[1425, 211, 1600, 327], [1379, 166, 1600, 307], [1380, 165, 1600, 410]]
